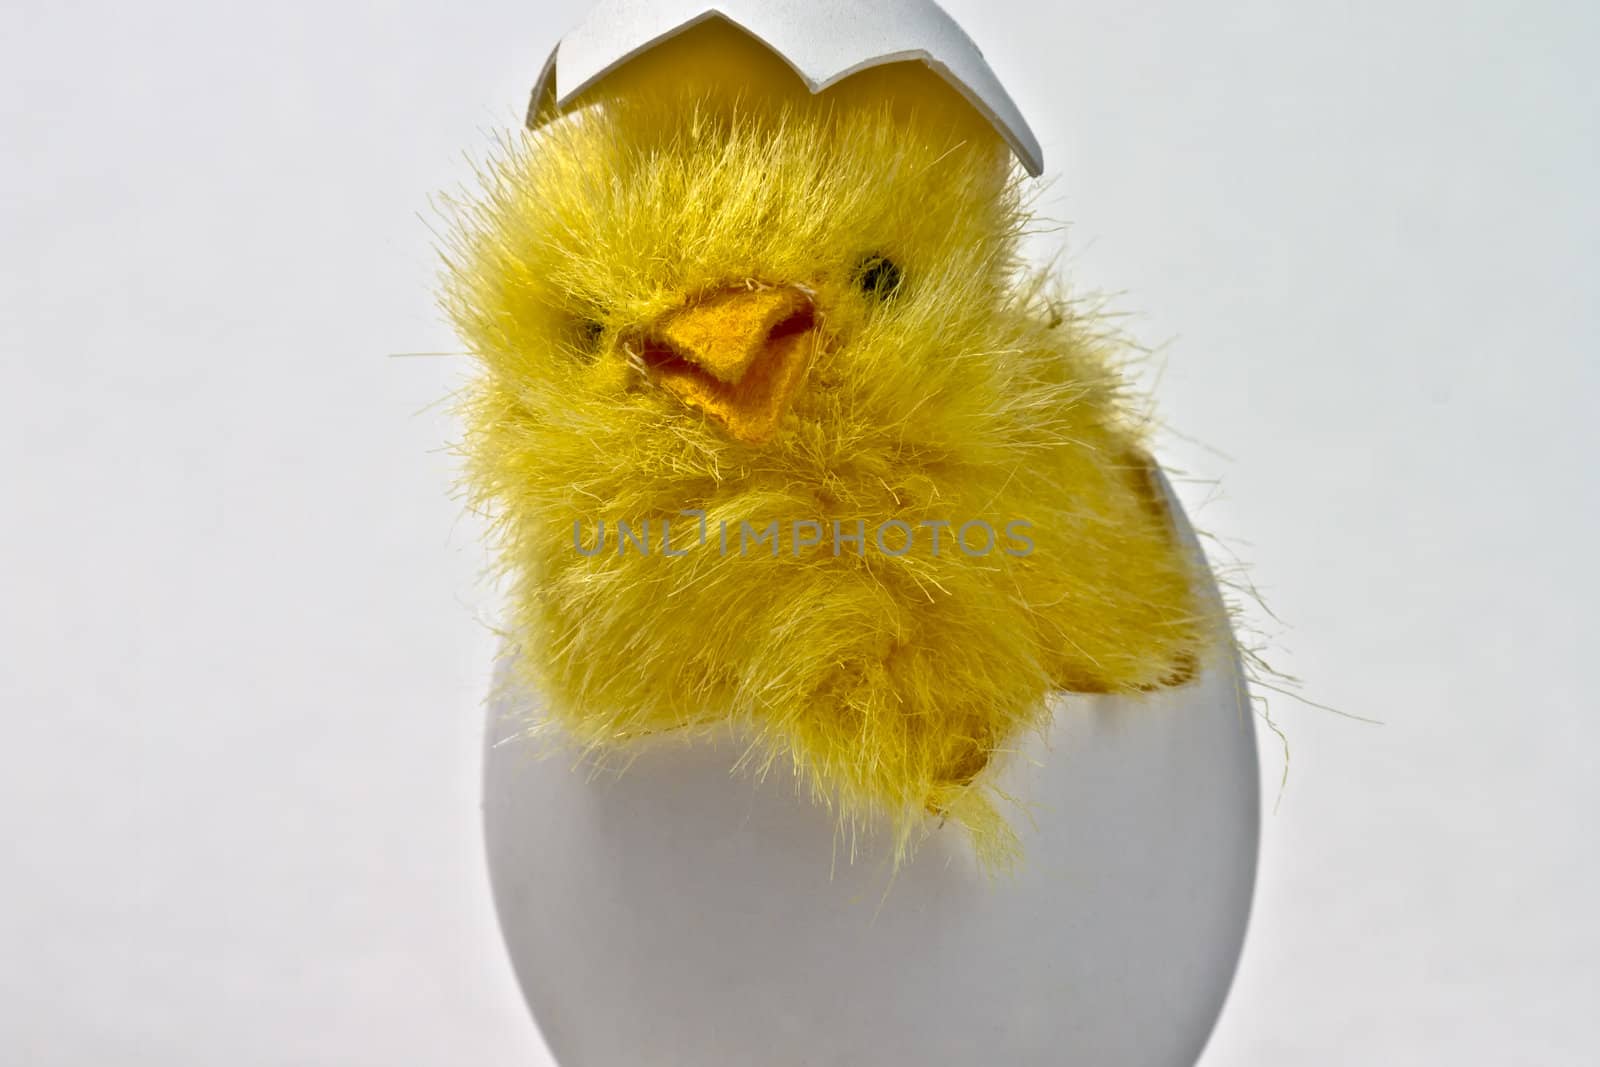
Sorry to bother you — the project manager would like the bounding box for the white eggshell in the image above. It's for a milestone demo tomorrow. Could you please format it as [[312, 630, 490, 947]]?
[[529, 0, 1046, 176], [483, 478, 1260, 1067]]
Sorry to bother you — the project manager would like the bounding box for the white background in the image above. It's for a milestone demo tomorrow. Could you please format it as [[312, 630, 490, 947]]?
[[3, 1, 1596, 1063]]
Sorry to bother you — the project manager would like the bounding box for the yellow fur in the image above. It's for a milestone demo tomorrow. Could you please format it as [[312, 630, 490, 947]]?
[[443, 22, 1222, 869]]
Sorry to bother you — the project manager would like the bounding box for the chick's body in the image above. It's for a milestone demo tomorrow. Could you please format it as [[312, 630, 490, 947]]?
[[447, 20, 1220, 866]]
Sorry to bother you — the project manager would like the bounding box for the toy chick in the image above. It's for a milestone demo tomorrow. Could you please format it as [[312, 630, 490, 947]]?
[[444, 1, 1225, 867]]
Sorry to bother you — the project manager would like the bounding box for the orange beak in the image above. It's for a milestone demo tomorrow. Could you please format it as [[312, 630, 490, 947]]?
[[641, 286, 817, 445]]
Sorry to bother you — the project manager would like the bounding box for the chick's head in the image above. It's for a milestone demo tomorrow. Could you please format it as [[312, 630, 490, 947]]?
[[445, 21, 1211, 867]]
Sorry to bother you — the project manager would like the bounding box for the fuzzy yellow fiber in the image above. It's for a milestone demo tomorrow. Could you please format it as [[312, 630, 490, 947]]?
[[443, 21, 1223, 869]]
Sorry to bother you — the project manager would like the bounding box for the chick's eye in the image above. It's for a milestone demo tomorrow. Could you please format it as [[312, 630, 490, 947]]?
[[855, 254, 904, 302], [567, 314, 604, 360]]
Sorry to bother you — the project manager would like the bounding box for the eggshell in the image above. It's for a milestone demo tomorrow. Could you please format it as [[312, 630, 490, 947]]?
[[528, 0, 1046, 176], [482, 476, 1260, 1067]]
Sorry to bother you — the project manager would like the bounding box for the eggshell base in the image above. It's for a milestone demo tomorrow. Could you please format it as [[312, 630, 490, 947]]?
[[484, 638, 1259, 1066]]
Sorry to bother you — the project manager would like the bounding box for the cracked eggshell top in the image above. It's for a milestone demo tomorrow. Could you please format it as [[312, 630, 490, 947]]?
[[528, 0, 1045, 177]]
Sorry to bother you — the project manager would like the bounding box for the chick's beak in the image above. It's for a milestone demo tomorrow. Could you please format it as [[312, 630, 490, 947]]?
[[640, 286, 817, 445]]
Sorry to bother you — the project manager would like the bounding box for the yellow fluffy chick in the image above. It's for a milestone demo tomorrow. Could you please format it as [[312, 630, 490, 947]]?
[[444, 20, 1224, 868]]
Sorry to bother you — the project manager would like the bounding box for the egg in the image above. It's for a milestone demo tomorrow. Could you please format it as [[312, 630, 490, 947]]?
[[460, 2, 1260, 1062]]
